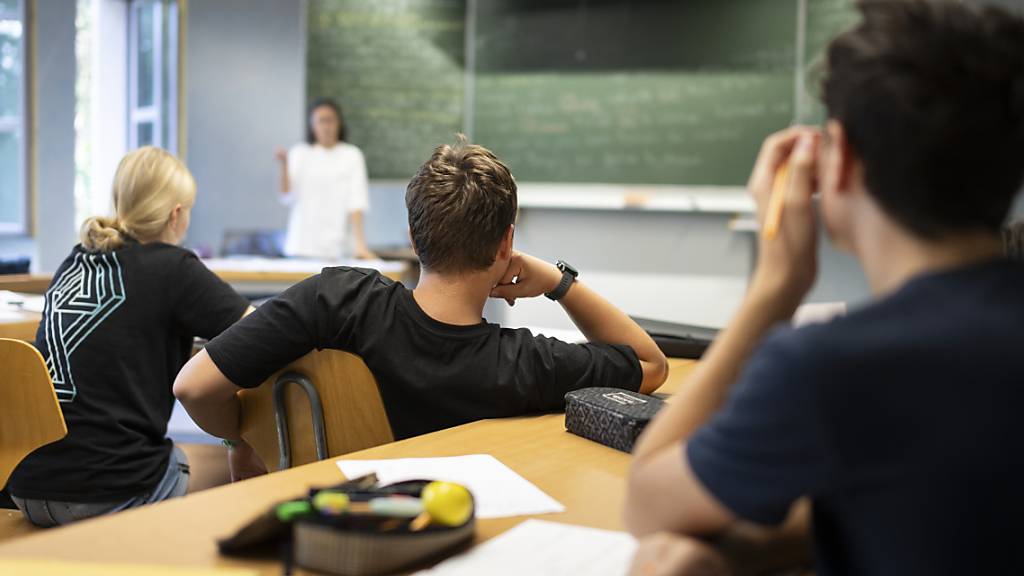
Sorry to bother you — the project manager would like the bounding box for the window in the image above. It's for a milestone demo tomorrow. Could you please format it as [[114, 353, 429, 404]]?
[[0, 0, 27, 235], [128, 0, 177, 152], [75, 0, 179, 228]]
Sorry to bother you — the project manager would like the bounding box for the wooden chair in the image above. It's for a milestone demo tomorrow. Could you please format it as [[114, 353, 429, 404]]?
[[0, 338, 67, 489], [0, 338, 67, 541], [238, 349, 394, 473]]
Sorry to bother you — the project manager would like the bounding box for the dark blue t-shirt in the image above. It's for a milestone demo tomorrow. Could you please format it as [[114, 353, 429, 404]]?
[[687, 259, 1024, 576]]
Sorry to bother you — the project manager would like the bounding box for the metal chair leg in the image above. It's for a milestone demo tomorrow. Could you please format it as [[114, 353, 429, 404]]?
[[272, 372, 328, 470]]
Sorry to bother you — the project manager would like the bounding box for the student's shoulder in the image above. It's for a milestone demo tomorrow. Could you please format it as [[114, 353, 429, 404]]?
[[104, 241, 197, 270], [291, 266, 400, 319], [315, 266, 400, 300], [320, 265, 394, 285], [134, 241, 201, 263], [751, 314, 874, 382]]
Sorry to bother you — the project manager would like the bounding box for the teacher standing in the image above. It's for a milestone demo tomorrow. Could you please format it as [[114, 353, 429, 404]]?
[[274, 98, 375, 260]]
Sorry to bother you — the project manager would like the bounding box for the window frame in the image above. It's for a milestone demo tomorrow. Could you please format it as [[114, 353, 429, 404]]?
[[0, 0, 29, 236], [127, 0, 176, 153], [128, 0, 162, 149]]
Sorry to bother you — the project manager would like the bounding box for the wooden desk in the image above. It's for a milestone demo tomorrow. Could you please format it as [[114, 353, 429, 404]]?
[[0, 261, 411, 302], [0, 359, 697, 573], [0, 510, 37, 544], [0, 310, 41, 341], [0, 275, 52, 295]]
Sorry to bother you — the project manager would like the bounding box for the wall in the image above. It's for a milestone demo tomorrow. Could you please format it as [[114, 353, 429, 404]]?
[[501, 209, 750, 329], [489, 210, 873, 330], [85, 0, 127, 222], [30, 0, 77, 272], [183, 0, 306, 255]]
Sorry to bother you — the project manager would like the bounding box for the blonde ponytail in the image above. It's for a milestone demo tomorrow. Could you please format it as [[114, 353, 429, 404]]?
[[79, 146, 196, 252], [80, 216, 128, 252]]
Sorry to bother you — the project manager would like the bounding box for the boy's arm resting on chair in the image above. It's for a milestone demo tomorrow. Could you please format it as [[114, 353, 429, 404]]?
[[174, 349, 268, 481], [173, 349, 245, 442], [174, 274, 321, 435], [174, 276, 324, 479], [489, 252, 669, 394]]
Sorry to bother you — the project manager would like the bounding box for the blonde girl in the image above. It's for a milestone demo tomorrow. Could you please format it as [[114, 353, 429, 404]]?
[[8, 147, 251, 527]]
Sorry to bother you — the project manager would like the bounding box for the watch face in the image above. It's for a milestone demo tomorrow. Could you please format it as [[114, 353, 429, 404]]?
[[557, 260, 579, 277]]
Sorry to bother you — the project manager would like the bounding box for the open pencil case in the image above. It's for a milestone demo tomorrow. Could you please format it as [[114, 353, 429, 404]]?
[[218, 474, 476, 576]]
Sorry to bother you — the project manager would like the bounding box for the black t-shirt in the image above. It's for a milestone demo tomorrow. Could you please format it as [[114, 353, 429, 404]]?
[[9, 242, 248, 502], [687, 259, 1024, 576], [205, 267, 641, 440]]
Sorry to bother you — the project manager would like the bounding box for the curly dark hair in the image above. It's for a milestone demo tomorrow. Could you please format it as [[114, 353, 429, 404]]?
[[823, 1, 1024, 239]]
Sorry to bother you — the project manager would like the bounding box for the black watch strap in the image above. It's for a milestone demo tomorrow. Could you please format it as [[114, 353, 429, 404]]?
[[545, 261, 578, 301]]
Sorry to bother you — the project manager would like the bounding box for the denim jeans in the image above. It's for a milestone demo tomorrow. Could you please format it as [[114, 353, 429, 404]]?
[[12, 445, 190, 528]]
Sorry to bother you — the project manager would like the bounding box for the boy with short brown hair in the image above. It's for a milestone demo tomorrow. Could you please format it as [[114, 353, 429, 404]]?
[[174, 138, 668, 478]]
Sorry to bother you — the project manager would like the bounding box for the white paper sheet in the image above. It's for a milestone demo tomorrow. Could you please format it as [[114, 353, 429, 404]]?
[[525, 325, 586, 344], [336, 454, 565, 519], [0, 309, 28, 321], [0, 290, 45, 313], [413, 519, 638, 576]]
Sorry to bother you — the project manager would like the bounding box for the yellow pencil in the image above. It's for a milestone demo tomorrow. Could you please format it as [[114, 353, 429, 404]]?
[[762, 162, 790, 240]]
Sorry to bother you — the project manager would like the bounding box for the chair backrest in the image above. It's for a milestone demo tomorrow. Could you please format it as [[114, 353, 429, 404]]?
[[237, 349, 394, 472], [0, 339, 67, 489]]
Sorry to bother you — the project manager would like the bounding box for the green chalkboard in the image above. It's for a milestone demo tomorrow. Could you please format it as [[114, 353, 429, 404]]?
[[306, 0, 465, 179], [799, 0, 861, 124], [471, 0, 797, 185], [305, 0, 869, 186], [473, 72, 793, 185]]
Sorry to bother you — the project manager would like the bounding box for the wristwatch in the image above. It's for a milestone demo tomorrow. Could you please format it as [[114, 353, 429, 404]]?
[[544, 260, 579, 301]]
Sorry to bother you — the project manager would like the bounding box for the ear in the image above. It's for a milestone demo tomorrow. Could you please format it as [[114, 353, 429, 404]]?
[[168, 204, 182, 228], [827, 120, 858, 195], [496, 224, 515, 261], [407, 228, 419, 257]]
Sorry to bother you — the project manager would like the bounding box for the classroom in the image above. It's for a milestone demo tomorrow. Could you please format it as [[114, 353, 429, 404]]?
[[1, 0, 1023, 574]]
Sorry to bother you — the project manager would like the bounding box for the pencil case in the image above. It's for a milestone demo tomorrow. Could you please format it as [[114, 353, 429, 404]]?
[[218, 474, 475, 576], [564, 387, 666, 453]]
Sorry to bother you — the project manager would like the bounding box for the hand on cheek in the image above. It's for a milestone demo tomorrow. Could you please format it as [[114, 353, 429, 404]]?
[[489, 252, 562, 306]]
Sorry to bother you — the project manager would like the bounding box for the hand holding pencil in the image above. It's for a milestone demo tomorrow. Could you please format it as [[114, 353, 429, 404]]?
[[747, 127, 821, 312], [763, 161, 791, 241]]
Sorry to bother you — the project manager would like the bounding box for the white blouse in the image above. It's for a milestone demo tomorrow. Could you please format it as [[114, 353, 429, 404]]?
[[281, 142, 370, 260]]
